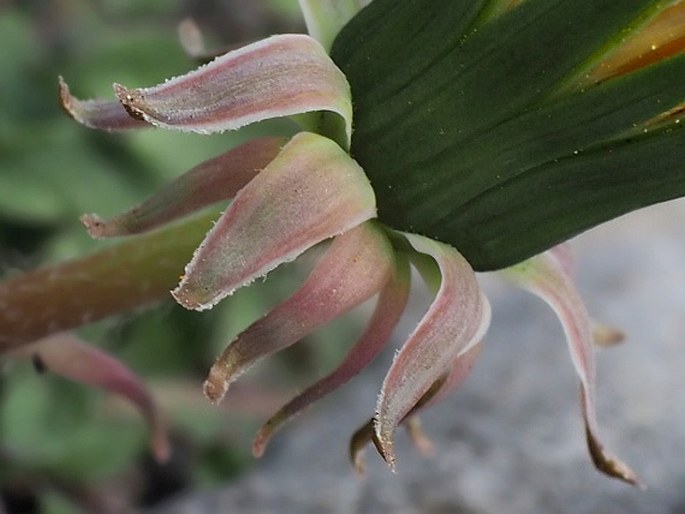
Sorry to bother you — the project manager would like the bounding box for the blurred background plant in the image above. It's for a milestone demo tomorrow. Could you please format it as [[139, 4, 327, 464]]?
[[0, 2, 366, 512]]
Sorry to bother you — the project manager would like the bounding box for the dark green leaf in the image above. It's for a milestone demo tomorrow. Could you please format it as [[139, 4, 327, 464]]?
[[332, 0, 685, 269]]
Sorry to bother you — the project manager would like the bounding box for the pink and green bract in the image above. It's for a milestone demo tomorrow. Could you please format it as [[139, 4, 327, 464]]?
[[3, 0, 685, 487]]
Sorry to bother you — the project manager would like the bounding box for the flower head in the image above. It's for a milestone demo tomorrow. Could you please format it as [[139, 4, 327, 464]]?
[[3, 0, 685, 487]]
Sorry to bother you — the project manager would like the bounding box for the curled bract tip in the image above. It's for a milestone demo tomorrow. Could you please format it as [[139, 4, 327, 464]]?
[[349, 418, 389, 476], [371, 425, 397, 472], [349, 419, 373, 476], [592, 321, 625, 347], [80, 213, 114, 239], [373, 233, 490, 470], [405, 417, 436, 457], [58, 76, 149, 131], [171, 286, 213, 312], [585, 421, 643, 488], [252, 425, 271, 459], [503, 248, 639, 486], [58, 75, 76, 116], [202, 373, 229, 405]]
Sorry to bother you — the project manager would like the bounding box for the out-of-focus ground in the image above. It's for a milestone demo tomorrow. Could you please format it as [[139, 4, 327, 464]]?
[[147, 199, 685, 514]]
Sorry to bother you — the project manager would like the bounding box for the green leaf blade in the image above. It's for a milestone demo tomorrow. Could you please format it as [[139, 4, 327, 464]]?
[[333, 0, 685, 270]]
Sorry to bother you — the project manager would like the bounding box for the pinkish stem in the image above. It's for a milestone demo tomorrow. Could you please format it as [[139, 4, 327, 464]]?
[[0, 211, 217, 351]]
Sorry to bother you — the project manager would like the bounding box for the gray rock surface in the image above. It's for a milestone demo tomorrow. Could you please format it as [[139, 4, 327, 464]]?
[[147, 199, 685, 514]]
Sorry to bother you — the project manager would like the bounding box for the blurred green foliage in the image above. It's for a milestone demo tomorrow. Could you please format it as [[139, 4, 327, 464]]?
[[0, 2, 365, 512]]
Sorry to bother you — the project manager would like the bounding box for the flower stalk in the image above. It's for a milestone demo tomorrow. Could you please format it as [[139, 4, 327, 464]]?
[[0, 210, 216, 351]]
